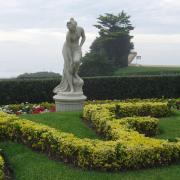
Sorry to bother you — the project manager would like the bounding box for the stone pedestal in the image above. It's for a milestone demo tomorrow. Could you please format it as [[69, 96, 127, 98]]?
[[53, 92, 87, 112]]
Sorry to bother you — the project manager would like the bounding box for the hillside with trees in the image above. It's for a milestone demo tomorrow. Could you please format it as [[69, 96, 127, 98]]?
[[17, 71, 61, 79]]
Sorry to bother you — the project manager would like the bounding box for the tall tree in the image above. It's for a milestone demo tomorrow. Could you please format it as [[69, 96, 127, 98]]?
[[79, 11, 134, 77], [92, 11, 134, 67]]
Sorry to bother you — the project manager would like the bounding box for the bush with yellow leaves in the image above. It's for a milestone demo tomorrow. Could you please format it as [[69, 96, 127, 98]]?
[[0, 101, 179, 171]]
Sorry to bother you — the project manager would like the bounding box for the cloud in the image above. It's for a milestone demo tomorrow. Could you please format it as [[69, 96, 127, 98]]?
[[0, 0, 19, 8], [1, 28, 180, 45], [0, 0, 180, 33], [0, 28, 96, 77], [0, 28, 96, 48], [0, 1, 180, 77], [0, 28, 65, 43], [134, 34, 180, 44], [133, 33, 180, 66]]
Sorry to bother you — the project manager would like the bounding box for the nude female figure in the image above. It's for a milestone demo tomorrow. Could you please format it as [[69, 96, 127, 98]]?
[[53, 18, 86, 93]]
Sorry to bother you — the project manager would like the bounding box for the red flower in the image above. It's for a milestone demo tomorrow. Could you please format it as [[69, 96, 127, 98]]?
[[32, 106, 45, 114], [50, 106, 56, 112], [16, 111, 22, 115]]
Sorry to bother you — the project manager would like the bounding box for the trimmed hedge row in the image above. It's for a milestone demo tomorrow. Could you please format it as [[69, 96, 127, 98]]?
[[84, 75, 180, 100], [0, 154, 5, 180], [1, 101, 180, 171], [115, 102, 170, 118], [117, 117, 159, 136], [0, 112, 119, 170], [83, 103, 180, 169], [85, 101, 170, 118], [83, 102, 169, 138], [0, 75, 180, 105], [0, 79, 59, 105]]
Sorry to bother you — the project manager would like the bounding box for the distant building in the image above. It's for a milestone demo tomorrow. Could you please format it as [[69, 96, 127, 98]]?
[[128, 52, 137, 65]]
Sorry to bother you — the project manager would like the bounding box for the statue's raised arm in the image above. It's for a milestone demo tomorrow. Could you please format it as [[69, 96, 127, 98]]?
[[80, 28, 86, 47]]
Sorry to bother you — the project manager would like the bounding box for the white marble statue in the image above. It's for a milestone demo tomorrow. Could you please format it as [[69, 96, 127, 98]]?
[[53, 18, 86, 94]]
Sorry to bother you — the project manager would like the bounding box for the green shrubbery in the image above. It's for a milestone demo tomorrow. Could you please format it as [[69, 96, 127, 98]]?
[[0, 75, 179, 105], [83, 102, 167, 138], [169, 98, 180, 110], [115, 102, 170, 117], [116, 117, 159, 136], [0, 101, 180, 171], [84, 75, 180, 100], [83, 102, 180, 169], [0, 154, 5, 180], [0, 78, 59, 105]]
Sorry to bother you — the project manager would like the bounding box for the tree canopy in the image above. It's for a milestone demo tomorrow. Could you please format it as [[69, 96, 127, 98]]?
[[79, 11, 134, 77], [17, 72, 61, 79]]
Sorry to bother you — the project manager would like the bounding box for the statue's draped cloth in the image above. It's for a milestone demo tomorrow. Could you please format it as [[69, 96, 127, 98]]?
[[53, 43, 83, 93]]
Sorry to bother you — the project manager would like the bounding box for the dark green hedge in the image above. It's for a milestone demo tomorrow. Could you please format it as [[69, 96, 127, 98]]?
[[0, 75, 179, 105], [0, 79, 59, 105], [84, 75, 180, 100]]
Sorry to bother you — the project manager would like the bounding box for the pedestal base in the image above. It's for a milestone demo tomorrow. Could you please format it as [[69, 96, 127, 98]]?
[[53, 92, 87, 112]]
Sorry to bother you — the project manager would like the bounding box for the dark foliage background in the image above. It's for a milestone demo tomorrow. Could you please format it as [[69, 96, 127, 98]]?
[[0, 75, 179, 105]]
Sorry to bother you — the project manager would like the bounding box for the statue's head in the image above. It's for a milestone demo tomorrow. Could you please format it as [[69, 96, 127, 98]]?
[[67, 18, 77, 31]]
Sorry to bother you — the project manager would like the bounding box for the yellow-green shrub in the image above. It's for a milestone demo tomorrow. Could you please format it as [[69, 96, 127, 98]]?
[[115, 102, 170, 117], [0, 100, 179, 171], [83, 103, 180, 169], [0, 155, 5, 180], [118, 117, 159, 136], [83, 102, 170, 119]]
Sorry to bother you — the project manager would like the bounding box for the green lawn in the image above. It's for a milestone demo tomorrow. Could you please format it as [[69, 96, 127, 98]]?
[[114, 66, 180, 76], [20, 112, 98, 139], [155, 110, 180, 140], [0, 110, 180, 180]]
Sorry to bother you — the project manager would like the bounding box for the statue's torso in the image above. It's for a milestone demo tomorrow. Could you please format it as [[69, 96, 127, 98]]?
[[66, 27, 83, 48]]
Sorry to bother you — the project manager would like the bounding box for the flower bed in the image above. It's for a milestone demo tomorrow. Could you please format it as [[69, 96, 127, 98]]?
[[0, 102, 55, 115], [0, 98, 179, 116]]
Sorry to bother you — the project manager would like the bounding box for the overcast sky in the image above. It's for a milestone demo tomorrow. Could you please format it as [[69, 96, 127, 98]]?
[[0, 0, 180, 78]]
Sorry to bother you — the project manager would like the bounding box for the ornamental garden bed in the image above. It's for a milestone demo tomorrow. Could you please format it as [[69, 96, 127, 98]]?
[[0, 99, 179, 179], [0, 98, 179, 115]]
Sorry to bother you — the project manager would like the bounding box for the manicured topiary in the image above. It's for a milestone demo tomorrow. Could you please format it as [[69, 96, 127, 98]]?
[[0, 154, 5, 180], [0, 101, 179, 171]]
